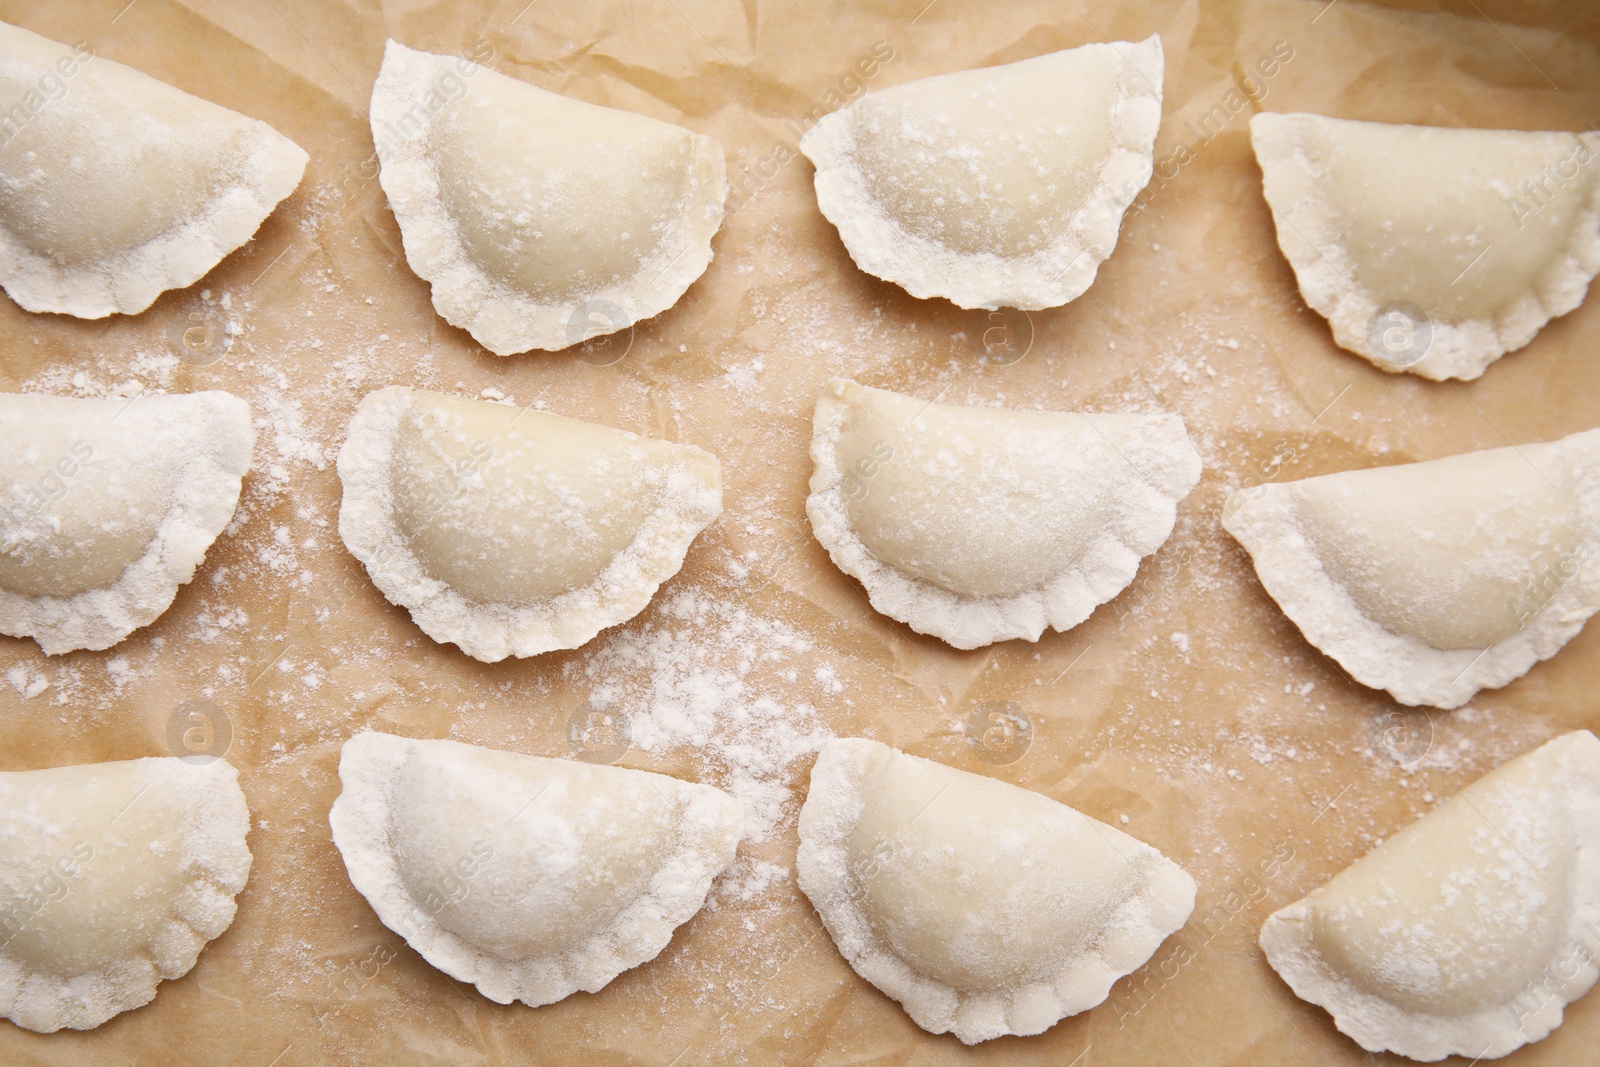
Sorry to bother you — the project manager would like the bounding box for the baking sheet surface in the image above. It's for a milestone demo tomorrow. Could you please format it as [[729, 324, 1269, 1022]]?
[[1, 0, 1599, 1063]]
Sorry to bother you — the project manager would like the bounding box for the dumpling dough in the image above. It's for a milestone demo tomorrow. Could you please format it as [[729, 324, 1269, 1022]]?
[[337, 386, 721, 661], [0, 756, 252, 1033], [370, 41, 728, 354], [1260, 730, 1600, 1061], [1251, 113, 1600, 381], [0, 391, 255, 654], [328, 732, 743, 1006], [800, 37, 1162, 310], [1222, 429, 1600, 708], [797, 737, 1195, 1044], [807, 378, 1202, 649], [0, 20, 307, 318]]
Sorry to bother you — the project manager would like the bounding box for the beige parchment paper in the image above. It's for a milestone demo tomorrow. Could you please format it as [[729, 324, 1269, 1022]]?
[[2, 0, 1600, 1063]]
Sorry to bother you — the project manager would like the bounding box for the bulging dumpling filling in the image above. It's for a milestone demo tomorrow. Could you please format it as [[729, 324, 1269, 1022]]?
[[0, 20, 307, 318], [1260, 730, 1600, 1061], [0, 391, 254, 654], [800, 37, 1162, 309], [1251, 113, 1600, 380], [0, 756, 252, 1032], [798, 738, 1195, 1043], [807, 378, 1201, 648], [1222, 429, 1600, 708], [370, 40, 728, 355], [336, 386, 722, 661], [328, 732, 743, 1006]]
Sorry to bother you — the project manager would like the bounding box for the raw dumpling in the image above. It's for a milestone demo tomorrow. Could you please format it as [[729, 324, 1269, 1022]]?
[[798, 737, 1195, 1043], [807, 378, 1202, 649], [336, 386, 721, 661], [1251, 113, 1600, 381], [1222, 429, 1600, 708], [328, 732, 743, 1006], [370, 40, 728, 355], [800, 37, 1162, 310], [0, 391, 255, 654], [0, 20, 307, 318], [1260, 730, 1600, 1061], [0, 756, 252, 1033]]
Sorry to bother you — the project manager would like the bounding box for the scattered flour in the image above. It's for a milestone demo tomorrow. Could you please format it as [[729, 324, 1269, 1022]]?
[[573, 589, 833, 845]]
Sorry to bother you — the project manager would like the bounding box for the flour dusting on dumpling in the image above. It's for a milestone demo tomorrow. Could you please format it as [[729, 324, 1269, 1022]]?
[[807, 378, 1201, 649], [801, 37, 1162, 309], [370, 40, 727, 354], [329, 732, 743, 1006], [336, 386, 722, 661], [1251, 113, 1600, 380], [0, 20, 306, 318]]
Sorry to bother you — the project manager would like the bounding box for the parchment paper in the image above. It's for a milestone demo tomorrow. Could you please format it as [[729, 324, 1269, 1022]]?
[[2, 0, 1599, 1063]]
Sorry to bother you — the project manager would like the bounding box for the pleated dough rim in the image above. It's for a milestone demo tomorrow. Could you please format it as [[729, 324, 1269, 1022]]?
[[327, 732, 744, 1007], [369, 40, 728, 355], [1221, 429, 1600, 709], [796, 737, 1196, 1044], [805, 378, 1202, 650], [0, 22, 307, 319], [1258, 730, 1600, 1061], [800, 36, 1163, 311], [0, 757, 253, 1033], [0, 391, 256, 655], [1250, 113, 1600, 382], [334, 386, 723, 662]]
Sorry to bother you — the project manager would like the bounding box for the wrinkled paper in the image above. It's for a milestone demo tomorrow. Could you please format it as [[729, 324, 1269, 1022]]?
[[2, 0, 1598, 1063]]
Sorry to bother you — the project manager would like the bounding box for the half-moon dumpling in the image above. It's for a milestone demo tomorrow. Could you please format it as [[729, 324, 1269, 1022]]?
[[336, 386, 721, 661], [807, 378, 1202, 649], [1251, 113, 1600, 381], [328, 731, 743, 1006], [800, 37, 1162, 310], [370, 41, 728, 355], [0, 20, 307, 318], [0, 756, 252, 1032], [1222, 428, 1600, 708], [0, 391, 255, 654], [797, 737, 1195, 1044], [1260, 730, 1600, 1061]]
